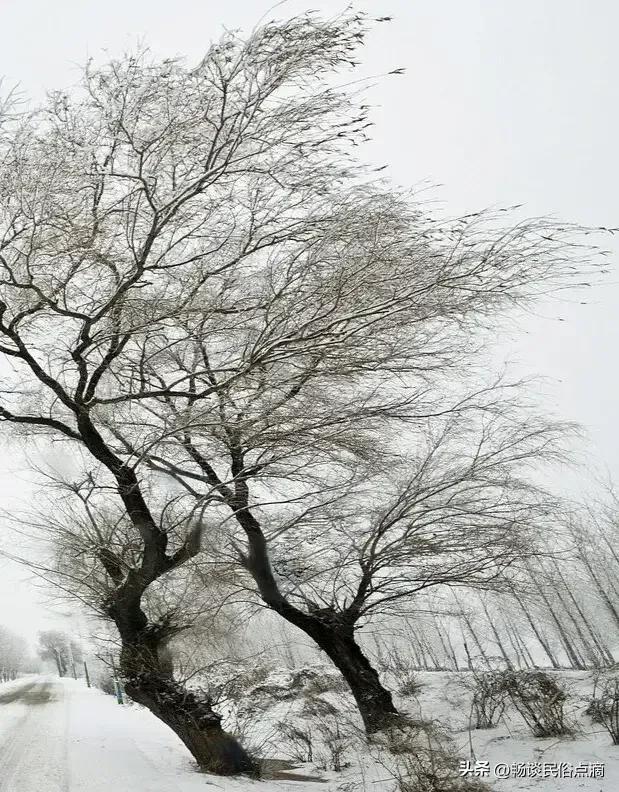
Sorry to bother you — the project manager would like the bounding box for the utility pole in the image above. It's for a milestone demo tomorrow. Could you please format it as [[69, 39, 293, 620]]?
[[109, 653, 124, 705]]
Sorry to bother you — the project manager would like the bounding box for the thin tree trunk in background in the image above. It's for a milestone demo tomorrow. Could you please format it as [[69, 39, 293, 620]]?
[[453, 593, 490, 669], [434, 616, 459, 670], [444, 625, 460, 671], [554, 585, 598, 667], [462, 638, 473, 671], [465, 615, 491, 668], [412, 631, 431, 671], [504, 620, 527, 669], [553, 560, 614, 666], [598, 529, 619, 568], [53, 650, 64, 678], [530, 573, 585, 670], [578, 549, 619, 630], [419, 633, 441, 670], [480, 599, 513, 669], [513, 623, 537, 669], [512, 591, 560, 669], [410, 635, 425, 670]]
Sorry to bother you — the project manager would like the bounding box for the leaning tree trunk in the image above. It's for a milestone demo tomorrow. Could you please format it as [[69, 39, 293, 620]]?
[[111, 597, 255, 776], [289, 608, 399, 733], [233, 508, 399, 734], [316, 627, 398, 733]]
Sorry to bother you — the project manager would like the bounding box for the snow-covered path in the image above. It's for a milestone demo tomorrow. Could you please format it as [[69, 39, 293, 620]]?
[[0, 675, 205, 792], [0, 677, 70, 792], [0, 676, 327, 792]]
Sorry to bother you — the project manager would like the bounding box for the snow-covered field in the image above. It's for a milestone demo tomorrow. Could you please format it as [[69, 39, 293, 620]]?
[[409, 672, 617, 792], [0, 671, 617, 791]]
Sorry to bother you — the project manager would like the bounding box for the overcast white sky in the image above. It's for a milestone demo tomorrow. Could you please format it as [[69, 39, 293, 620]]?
[[0, 0, 617, 642]]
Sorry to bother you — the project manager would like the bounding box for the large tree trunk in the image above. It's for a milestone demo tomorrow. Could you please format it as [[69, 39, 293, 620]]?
[[316, 626, 398, 733], [111, 596, 255, 776], [123, 665, 253, 774], [277, 604, 398, 733], [230, 508, 399, 734]]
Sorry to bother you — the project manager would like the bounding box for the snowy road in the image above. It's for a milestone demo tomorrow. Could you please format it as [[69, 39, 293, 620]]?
[[0, 676, 326, 792], [0, 675, 222, 792], [0, 677, 70, 792]]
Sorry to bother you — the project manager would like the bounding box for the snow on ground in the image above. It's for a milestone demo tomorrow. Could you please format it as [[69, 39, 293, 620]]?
[[0, 671, 617, 791], [402, 671, 619, 792], [0, 675, 323, 791]]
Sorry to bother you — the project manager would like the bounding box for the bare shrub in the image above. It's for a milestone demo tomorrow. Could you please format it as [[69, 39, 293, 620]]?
[[469, 672, 509, 729], [276, 721, 314, 763], [300, 669, 349, 697], [316, 717, 351, 772], [204, 663, 271, 709], [375, 722, 488, 792], [383, 648, 423, 697], [588, 677, 619, 744], [383, 719, 440, 756], [301, 694, 340, 719], [500, 670, 572, 737], [394, 751, 489, 792], [584, 697, 605, 724]]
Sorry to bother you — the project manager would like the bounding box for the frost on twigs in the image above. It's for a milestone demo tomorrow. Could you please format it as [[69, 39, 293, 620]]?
[[466, 671, 509, 729]]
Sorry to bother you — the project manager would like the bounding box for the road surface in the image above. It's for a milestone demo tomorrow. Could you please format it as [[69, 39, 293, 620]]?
[[0, 675, 214, 791]]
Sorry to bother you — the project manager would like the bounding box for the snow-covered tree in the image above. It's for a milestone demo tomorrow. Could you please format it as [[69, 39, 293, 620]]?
[[0, 625, 29, 680], [0, 7, 605, 751]]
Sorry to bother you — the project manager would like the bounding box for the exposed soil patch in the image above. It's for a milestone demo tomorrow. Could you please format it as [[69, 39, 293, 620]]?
[[260, 758, 326, 783]]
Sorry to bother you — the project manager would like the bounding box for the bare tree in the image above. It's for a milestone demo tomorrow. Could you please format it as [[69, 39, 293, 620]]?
[[0, 625, 29, 680], [118, 394, 569, 731], [37, 629, 81, 677], [0, 7, 605, 742]]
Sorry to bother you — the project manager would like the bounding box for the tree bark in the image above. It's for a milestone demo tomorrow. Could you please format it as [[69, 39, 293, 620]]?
[[111, 595, 254, 775], [304, 617, 398, 733], [70, 412, 254, 775]]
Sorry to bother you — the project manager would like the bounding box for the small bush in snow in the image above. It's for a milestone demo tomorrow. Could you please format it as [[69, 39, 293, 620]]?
[[393, 750, 489, 792], [378, 647, 423, 698], [316, 716, 351, 772], [584, 697, 606, 724], [375, 722, 488, 792], [499, 670, 572, 738], [276, 721, 314, 763], [301, 669, 348, 696], [469, 671, 509, 729], [301, 694, 340, 719], [588, 677, 619, 745], [97, 674, 116, 697]]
